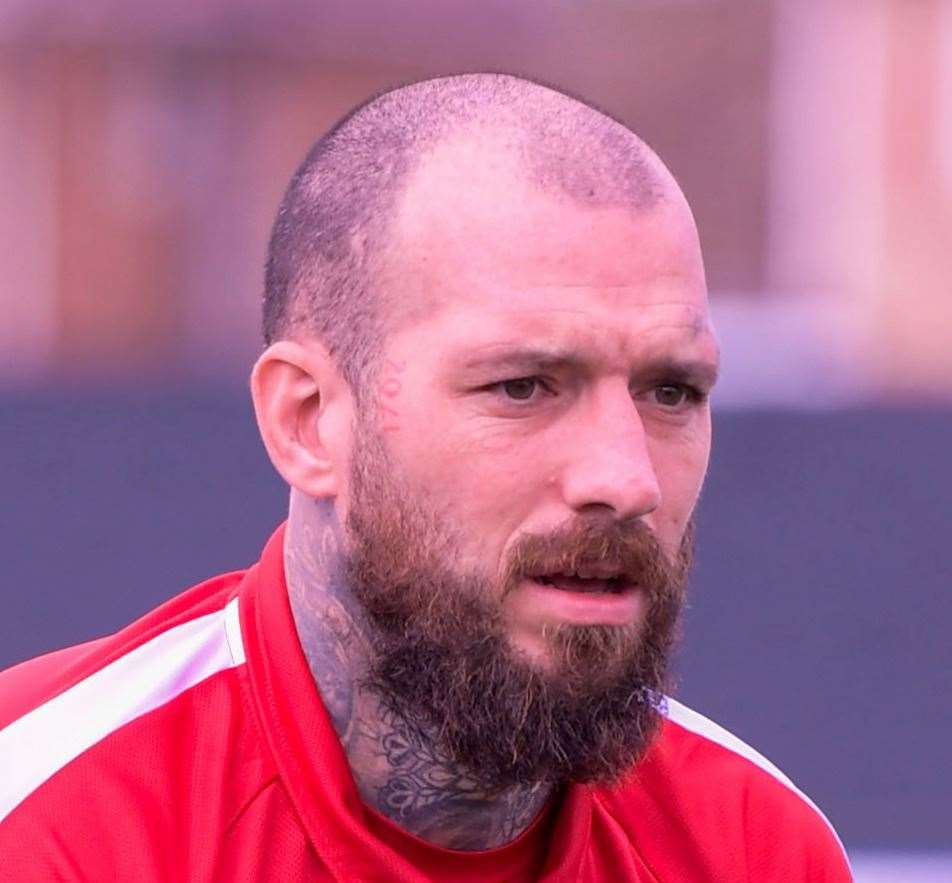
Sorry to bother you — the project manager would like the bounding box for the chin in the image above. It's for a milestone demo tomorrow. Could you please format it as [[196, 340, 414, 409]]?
[[507, 632, 559, 673]]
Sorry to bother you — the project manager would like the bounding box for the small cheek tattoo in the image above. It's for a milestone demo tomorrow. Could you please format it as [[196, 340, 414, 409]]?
[[376, 358, 407, 433]]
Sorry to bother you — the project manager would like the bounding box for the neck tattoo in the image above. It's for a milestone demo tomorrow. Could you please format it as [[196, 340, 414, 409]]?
[[285, 500, 552, 851]]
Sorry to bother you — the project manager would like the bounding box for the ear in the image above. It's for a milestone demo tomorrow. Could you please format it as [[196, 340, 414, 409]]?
[[250, 339, 353, 499]]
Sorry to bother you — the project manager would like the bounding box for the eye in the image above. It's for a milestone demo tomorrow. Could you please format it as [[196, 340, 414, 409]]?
[[481, 376, 553, 403], [651, 383, 701, 409], [499, 377, 542, 401]]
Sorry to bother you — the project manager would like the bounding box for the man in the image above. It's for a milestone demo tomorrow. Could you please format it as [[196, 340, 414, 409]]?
[[0, 74, 852, 881]]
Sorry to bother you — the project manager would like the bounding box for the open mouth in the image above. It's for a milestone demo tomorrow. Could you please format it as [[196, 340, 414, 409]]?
[[533, 574, 629, 595]]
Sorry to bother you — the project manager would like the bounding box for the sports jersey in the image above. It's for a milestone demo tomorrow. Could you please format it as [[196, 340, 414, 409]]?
[[0, 525, 853, 882]]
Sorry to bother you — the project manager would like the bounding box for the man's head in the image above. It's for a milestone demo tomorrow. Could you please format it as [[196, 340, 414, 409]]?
[[263, 73, 670, 399], [252, 73, 720, 787]]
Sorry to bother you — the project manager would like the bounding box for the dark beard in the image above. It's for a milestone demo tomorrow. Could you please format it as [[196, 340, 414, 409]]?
[[342, 420, 693, 791]]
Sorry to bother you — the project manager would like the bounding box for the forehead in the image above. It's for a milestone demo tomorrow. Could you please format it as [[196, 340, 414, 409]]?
[[395, 140, 687, 264], [380, 141, 714, 363]]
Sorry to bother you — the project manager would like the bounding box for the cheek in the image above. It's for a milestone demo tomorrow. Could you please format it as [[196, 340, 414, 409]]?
[[433, 456, 535, 528], [396, 400, 536, 495], [650, 426, 711, 532], [401, 431, 540, 559]]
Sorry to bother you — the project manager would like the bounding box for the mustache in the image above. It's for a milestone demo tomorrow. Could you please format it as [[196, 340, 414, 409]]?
[[503, 517, 688, 594]]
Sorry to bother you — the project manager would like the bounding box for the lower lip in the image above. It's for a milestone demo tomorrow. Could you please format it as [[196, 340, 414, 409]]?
[[516, 578, 645, 626]]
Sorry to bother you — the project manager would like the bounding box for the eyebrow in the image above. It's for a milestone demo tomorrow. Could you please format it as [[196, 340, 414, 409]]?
[[460, 347, 585, 373], [457, 346, 720, 387]]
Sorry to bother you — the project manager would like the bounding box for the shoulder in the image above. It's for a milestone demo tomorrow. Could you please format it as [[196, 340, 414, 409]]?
[[0, 569, 272, 879], [594, 697, 853, 882], [0, 568, 245, 730]]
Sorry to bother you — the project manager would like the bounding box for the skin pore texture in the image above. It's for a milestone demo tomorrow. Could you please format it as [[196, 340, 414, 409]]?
[[259, 129, 720, 851]]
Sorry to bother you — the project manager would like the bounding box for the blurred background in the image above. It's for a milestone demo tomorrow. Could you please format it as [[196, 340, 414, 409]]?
[[0, 1, 949, 878]]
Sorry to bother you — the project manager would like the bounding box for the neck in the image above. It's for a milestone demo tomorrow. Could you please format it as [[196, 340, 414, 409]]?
[[284, 495, 551, 851]]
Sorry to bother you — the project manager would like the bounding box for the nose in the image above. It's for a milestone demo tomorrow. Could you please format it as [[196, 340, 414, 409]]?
[[558, 382, 662, 521]]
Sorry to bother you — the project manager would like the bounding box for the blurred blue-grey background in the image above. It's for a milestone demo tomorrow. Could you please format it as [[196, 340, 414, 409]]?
[[1, 2, 949, 878]]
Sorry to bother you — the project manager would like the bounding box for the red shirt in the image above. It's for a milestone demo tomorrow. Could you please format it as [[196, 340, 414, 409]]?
[[0, 526, 852, 882]]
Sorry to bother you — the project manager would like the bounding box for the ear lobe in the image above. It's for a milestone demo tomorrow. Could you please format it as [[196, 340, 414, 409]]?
[[250, 340, 351, 499]]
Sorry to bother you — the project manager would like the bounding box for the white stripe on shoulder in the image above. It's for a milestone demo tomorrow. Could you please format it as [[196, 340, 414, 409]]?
[[662, 696, 851, 867], [0, 597, 246, 822]]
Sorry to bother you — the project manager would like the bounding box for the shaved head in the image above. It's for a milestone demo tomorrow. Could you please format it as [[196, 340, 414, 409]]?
[[263, 73, 676, 400]]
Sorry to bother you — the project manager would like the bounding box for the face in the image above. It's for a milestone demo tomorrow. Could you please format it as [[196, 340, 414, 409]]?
[[333, 147, 719, 787]]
